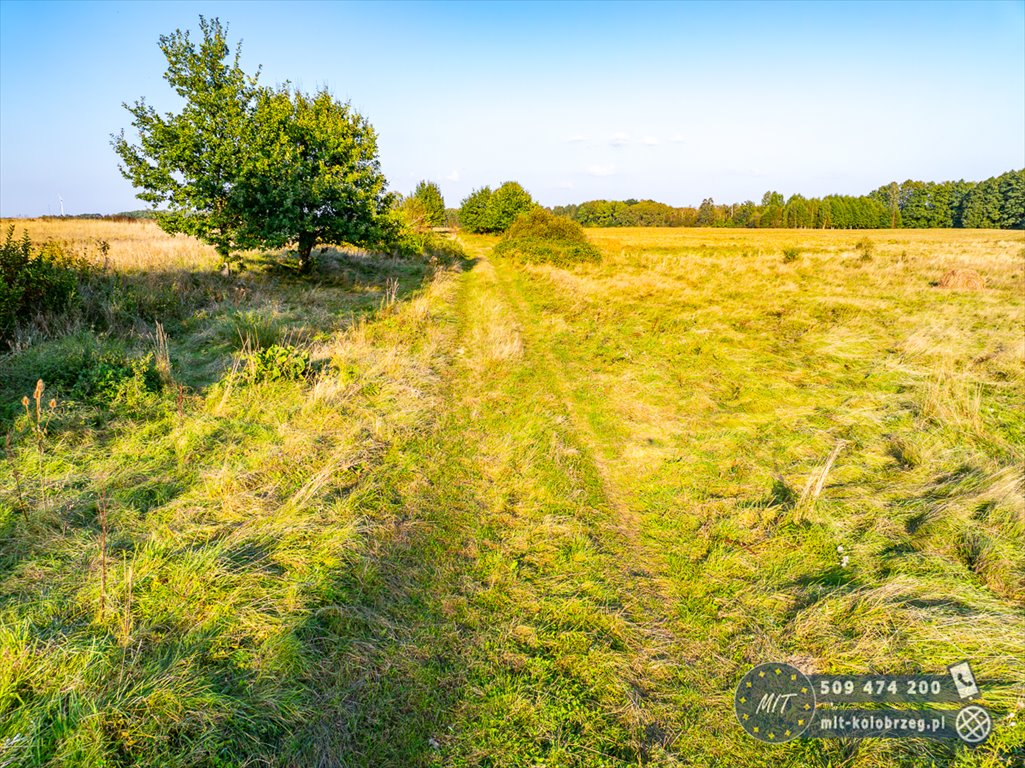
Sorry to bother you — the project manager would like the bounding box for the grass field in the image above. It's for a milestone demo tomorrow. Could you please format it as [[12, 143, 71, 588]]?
[[1, 220, 1023, 767]]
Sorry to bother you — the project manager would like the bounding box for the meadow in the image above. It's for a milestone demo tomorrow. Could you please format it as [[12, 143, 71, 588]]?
[[0, 219, 1023, 767]]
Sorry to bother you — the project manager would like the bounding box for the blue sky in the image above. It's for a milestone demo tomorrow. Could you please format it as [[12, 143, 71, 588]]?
[[1, 0, 1023, 216]]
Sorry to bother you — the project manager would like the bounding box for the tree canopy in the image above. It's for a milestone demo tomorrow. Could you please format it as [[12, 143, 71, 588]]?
[[411, 181, 446, 228], [112, 17, 259, 268], [238, 86, 393, 272], [113, 17, 394, 273], [459, 182, 535, 233]]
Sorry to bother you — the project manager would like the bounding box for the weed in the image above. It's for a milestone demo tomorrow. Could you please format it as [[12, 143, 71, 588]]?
[[0, 227, 87, 348], [781, 245, 801, 263], [120, 558, 134, 647], [242, 343, 310, 383], [19, 379, 57, 511], [855, 237, 875, 261], [154, 321, 172, 386], [794, 439, 846, 522]]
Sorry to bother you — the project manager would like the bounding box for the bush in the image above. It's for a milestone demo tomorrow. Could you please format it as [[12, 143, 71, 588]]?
[[72, 351, 162, 404], [389, 223, 467, 264], [0, 335, 163, 420], [782, 246, 801, 263], [0, 226, 86, 348], [493, 209, 602, 266], [243, 344, 310, 383]]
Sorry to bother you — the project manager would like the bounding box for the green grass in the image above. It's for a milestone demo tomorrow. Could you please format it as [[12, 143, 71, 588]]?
[[1, 222, 1023, 766]]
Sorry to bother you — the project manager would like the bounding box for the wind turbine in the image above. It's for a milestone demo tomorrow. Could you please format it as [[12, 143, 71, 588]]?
[[58, 195, 65, 217]]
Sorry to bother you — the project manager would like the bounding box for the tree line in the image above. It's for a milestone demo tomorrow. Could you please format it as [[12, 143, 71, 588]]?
[[550, 170, 1024, 230]]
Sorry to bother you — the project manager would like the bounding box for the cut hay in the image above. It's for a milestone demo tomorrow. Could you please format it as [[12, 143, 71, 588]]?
[[938, 268, 985, 290]]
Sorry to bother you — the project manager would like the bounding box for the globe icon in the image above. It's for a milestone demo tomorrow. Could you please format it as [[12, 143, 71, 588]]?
[[955, 705, 991, 744]]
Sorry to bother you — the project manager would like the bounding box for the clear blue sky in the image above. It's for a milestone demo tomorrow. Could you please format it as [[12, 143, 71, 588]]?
[[1, 0, 1023, 216]]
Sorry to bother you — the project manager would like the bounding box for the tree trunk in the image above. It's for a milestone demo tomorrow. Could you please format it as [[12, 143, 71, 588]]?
[[297, 232, 316, 275], [217, 245, 232, 277]]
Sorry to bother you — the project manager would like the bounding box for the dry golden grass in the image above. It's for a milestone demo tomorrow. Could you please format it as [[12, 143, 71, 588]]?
[[0, 217, 220, 271], [939, 268, 986, 289]]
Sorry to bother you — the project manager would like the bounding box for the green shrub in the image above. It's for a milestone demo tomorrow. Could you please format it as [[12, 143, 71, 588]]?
[[390, 225, 466, 263], [782, 246, 801, 263], [0, 335, 163, 422], [74, 351, 162, 405], [493, 209, 602, 266], [459, 182, 535, 233], [503, 208, 587, 242], [855, 237, 875, 261], [243, 344, 310, 383], [0, 226, 87, 347]]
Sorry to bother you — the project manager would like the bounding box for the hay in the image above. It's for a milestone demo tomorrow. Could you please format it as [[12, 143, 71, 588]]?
[[938, 268, 985, 290]]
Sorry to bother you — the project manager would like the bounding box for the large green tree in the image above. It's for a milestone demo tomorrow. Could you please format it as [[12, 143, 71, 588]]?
[[114, 17, 393, 274], [238, 86, 393, 273], [459, 182, 534, 233], [486, 182, 535, 232], [112, 17, 260, 271]]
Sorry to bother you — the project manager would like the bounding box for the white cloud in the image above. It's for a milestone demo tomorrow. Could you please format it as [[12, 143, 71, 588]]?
[[585, 164, 617, 177], [565, 133, 588, 143], [641, 135, 660, 146], [608, 132, 631, 147], [445, 169, 460, 182], [669, 134, 687, 143]]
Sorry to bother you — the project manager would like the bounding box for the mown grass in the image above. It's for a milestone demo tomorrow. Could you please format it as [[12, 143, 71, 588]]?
[[1, 221, 1022, 767]]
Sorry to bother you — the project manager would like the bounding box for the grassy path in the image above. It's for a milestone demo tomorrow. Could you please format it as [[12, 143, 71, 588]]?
[[385, 244, 838, 767]]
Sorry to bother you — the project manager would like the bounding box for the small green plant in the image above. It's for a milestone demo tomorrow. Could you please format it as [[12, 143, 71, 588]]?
[[72, 351, 162, 406], [243, 343, 310, 383], [781, 246, 801, 263]]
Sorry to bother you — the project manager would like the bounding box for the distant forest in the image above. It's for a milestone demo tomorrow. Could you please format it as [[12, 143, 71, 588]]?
[[552, 169, 1024, 229]]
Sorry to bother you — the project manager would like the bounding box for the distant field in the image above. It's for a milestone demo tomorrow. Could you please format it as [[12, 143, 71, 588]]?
[[1, 221, 1023, 767]]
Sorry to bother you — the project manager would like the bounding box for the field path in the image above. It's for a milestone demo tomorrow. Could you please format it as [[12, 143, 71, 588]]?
[[393, 244, 752, 766]]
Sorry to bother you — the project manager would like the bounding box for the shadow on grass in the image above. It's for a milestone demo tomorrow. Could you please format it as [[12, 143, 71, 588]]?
[[0, 248, 481, 766]]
